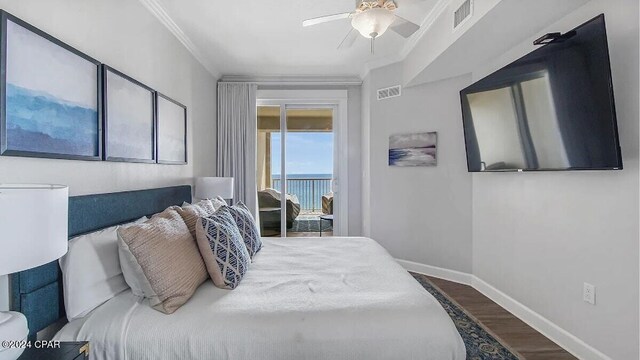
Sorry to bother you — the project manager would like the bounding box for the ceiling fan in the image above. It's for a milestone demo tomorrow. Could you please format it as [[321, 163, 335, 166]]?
[[302, 0, 421, 54]]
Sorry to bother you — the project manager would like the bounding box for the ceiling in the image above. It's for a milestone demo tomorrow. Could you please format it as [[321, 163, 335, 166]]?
[[145, 0, 440, 78]]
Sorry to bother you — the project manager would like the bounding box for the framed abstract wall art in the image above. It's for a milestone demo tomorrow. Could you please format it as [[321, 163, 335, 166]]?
[[156, 93, 187, 165], [103, 65, 155, 163], [389, 132, 438, 167], [0, 11, 102, 161]]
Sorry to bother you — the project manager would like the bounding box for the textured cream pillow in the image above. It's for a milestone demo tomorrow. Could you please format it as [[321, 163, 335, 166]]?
[[176, 200, 216, 238], [117, 207, 208, 314]]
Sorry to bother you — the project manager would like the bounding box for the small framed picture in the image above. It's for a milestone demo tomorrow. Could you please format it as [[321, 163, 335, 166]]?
[[156, 93, 187, 164], [389, 132, 438, 167], [103, 65, 155, 163], [0, 11, 102, 161]]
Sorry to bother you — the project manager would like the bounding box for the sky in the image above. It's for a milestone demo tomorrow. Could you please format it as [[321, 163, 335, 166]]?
[[271, 132, 333, 175], [389, 132, 437, 149], [106, 71, 154, 159]]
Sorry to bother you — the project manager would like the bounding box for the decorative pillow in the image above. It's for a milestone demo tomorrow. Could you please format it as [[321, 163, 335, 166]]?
[[117, 207, 208, 314], [210, 196, 227, 210], [59, 217, 147, 321], [176, 199, 216, 238], [227, 202, 262, 258], [195, 207, 250, 289]]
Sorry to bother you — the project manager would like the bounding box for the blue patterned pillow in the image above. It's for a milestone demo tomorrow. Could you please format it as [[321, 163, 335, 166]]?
[[227, 202, 262, 258], [195, 207, 250, 290]]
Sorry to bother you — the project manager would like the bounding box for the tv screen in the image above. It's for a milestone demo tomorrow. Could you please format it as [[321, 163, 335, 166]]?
[[460, 15, 622, 172]]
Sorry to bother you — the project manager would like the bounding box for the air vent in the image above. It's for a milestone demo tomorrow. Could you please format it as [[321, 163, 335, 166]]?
[[454, 0, 473, 29], [377, 85, 401, 100]]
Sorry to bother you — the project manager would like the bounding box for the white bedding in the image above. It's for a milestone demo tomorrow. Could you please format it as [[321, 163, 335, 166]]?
[[54, 237, 465, 360]]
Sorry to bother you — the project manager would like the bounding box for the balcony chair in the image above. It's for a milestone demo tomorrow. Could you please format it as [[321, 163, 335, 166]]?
[[258, 188, 301, 231], [322, 192, 333, 215]]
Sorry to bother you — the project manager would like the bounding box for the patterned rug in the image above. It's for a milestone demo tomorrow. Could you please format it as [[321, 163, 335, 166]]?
[[411, 273, 521, 360], [291, 218, 332, 232]]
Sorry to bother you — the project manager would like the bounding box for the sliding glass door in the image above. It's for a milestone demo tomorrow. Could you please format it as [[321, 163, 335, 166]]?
[[256, 105, 281, 237], [285, 107, 334, 237], [256, 103, 337, 238]]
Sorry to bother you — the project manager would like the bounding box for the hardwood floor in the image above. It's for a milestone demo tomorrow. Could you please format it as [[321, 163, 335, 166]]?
[[426, 276, 577, 360]]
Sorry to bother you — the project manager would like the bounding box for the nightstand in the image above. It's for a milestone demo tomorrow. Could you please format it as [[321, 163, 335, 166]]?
[[17, 341, 88, 360]]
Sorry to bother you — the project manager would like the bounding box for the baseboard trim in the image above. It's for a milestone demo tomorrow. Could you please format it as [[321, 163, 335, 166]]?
[[396, 259, 611, 360], [470, 277, 611, 360], [396, 259, 473, 285]]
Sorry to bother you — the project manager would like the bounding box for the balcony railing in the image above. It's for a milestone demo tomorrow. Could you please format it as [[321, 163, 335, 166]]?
[[272, 177, 332, 213]]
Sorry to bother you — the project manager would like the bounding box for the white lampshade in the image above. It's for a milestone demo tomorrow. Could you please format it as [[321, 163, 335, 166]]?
[[351, 8, 396, 38], [0, 184, 68, 275], [195, 177, 234, 200]]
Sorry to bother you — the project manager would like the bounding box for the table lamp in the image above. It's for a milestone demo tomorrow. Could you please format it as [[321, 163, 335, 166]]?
[[0, 184, 68, 360], [195, 177, 234, 202]]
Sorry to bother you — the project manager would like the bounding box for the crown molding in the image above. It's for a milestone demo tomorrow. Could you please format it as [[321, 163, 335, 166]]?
[[137, 0, 220, 79], [398, 0, 451, 60], [360, 54, 403, 79], [361, 0, 451, 79], [220, 75, 363, 86], [139, 0, 451, 83]]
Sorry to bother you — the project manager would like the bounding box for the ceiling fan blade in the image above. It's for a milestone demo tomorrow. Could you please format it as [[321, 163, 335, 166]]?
[[338, 28, 359, 49], [390, 15, 420, 38], [393, 0, 430, 7], [303, 12, 353, 27]]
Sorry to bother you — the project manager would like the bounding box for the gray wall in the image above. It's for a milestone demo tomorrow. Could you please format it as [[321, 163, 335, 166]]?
[[471, 1, 639, 358], [0, 0, 217, 310], [362, 63, 473, 273]]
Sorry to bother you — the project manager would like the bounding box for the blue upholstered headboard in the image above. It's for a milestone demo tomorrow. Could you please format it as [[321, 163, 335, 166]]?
[[9, 185, 192, 339]]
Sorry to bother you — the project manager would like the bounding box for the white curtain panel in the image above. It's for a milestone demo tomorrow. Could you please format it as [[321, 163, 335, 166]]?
[[216, 82, 259, 218]]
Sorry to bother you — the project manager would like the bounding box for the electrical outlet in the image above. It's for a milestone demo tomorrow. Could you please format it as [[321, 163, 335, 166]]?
[[583, 283, 596, 305]]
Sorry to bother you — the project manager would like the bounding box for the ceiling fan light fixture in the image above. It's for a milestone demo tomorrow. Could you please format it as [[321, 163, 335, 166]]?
[[351, 8, 396, 39]]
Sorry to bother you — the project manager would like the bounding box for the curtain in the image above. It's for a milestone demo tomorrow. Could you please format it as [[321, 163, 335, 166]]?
[[216, 82, 259, 217]]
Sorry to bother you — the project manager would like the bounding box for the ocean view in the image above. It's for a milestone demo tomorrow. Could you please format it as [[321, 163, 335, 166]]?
[[272, 174, 332, 179], [272, 174, 332, 213]]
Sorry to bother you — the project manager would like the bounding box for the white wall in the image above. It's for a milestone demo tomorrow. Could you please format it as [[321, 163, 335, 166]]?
[[362, 63, 473, 273], [0, 0, 217, 309], [363, 0, 639, 358], [361, 76, 372, 237], [471, 1, 639, 359], [403, 0, 590, 86], [0, 276, 7, 312], [346, 86, 363, 235], [0, 0, 218, 196]]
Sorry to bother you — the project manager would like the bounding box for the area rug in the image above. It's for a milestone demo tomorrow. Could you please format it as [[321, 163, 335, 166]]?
[[411, 272, 522, 360], [291, 218, 332, 233]]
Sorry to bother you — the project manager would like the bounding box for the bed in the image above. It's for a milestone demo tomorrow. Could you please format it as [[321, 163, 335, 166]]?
[[11, 186, 465, 360]]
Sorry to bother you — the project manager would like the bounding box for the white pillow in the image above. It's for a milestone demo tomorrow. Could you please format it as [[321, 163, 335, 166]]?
[[59, 217, 147, 321], [183, 197, 227, 210], [211, 196, 227, 210]]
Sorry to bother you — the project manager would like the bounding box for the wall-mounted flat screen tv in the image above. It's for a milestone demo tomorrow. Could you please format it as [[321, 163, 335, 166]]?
[[460, 15, 622, 172]]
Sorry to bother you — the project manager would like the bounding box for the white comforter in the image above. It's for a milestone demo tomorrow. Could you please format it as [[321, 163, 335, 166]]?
[[55, 237, 465, 360]]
